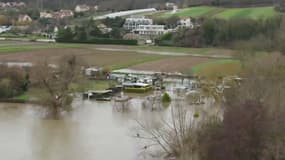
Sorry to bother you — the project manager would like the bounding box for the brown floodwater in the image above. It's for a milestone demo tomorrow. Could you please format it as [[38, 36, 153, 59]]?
[[0, 98, 171, 160], [0, 79, 214, 160]]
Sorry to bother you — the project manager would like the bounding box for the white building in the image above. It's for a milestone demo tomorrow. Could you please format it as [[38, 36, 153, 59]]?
[[165, 2, 178, 10], [177, 18, 194, 29], [97, 23, 112, 34], [40, 12, 53, 18], [75, 4, 90, 13], [0, 26, 11, 33], [123, 16, 153, 30], [133, 25, 167, 36], [94, 5, 99, 11], [18, 14, 32, 23]]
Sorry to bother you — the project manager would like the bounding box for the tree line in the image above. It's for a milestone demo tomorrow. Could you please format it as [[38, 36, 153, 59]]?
[[157, 16, 285, 54], [55, 18, 137, 45]]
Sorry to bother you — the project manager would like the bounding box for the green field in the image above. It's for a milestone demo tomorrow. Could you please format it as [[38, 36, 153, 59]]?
[[192, 59, 241, 76], [162, 6, 217, 18], [0, 42, 84, 53], [215, 6, 277, 19], [158, 6, 281, 19]]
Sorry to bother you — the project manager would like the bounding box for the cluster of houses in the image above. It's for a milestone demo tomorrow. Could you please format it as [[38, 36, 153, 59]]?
[[75, 4, 99, 13], [40, 10, 74, 19], [0, 2, 26, 8], [40, 4, 98, 19]]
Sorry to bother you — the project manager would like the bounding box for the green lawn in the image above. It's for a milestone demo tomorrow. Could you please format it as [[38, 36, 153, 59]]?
[[162, 6, 217, 18], [83, 80, 118, 90], [192, 59, 241, 76], [13, 94, 30, 101], [0, 43, 85, 53], [157, 6, 281, 19], [0, 33, 48, 39], [215, 6, 278, 19]]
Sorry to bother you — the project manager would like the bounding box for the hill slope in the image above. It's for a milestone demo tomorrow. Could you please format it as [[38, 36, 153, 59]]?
[[157, 6, 281, 19]]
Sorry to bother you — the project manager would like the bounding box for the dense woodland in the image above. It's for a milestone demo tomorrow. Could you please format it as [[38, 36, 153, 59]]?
[[157, 16, 285, 54], [0, 0, 281, 11]]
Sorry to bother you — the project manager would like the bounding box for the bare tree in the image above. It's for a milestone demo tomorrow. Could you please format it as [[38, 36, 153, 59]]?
[[136, 101, 203, 159], [32, 55, 83, 118]]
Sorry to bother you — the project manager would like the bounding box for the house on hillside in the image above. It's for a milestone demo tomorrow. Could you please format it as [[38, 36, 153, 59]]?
[[0, 2, 25, 8], [133, 25, 168, 36], [0, 26, 11, 33], [177, 18, 194, 29], [94, 5, 99, 11], [123, 16, 153, 30], [12, 2, 26, 7], [40, 12, 53, 18], [97, 23, 112, 34], [18, 14, 32, 23], [0, 2, 5, 7], [165, 2, 178, 10], [53, 10, 74, 19], [75, 4, 90, 13]]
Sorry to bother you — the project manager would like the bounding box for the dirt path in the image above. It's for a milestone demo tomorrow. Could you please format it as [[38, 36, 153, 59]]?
[[95, 47, 233, 59]]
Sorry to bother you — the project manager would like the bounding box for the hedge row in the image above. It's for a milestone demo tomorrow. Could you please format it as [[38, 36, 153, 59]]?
[[57, 38, 138, 45], [124, 86, 152, 93]]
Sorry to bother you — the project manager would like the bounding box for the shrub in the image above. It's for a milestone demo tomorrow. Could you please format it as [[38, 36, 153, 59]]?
[[0, 66, 29, 99], [162, 92, 171, 103]]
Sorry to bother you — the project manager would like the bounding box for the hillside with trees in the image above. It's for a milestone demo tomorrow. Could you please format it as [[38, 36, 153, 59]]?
[[0, 0, 279, 11]]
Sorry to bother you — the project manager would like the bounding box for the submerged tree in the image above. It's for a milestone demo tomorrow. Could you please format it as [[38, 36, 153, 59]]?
[[32, 55, 83, 118]]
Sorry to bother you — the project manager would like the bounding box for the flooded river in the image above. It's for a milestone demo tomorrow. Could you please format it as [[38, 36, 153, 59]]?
[[0, 99, 172, 160], [0, 79, 214, 160]]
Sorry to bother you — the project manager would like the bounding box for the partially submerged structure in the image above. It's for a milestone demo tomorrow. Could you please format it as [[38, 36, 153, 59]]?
[[83, 90, 113, 101]]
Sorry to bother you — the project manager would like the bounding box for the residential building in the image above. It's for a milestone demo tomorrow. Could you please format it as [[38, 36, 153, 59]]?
[[0, 2, 25, 8], [133, 25, 167, 36], [123, 16, 153, 30], [53, 10, 74, 19], [97, 24, 112, 34], [165, 2, 178, 10], [75, 4, 90, 13], [18, 14, 32, 23], [94, 5, 99, 11], [0, 26, 11, 33], [177, 18, 194, 29], [40, 12, 53, 18]]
